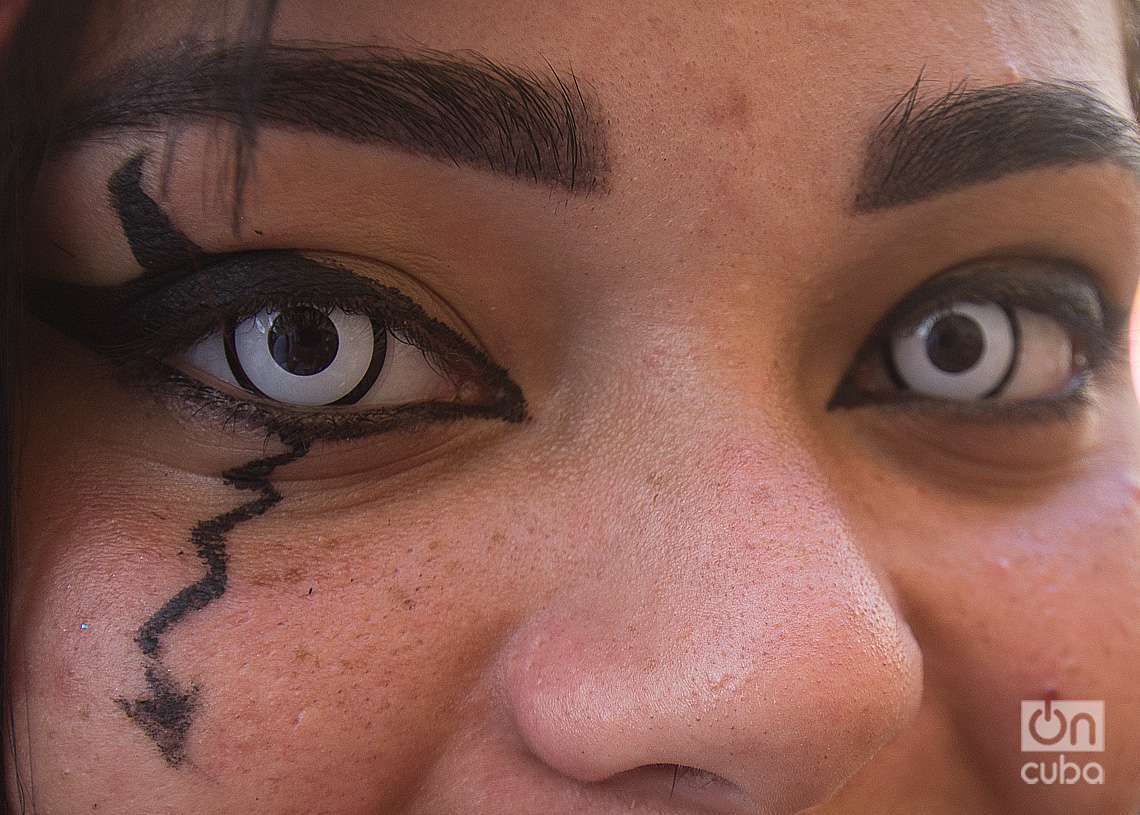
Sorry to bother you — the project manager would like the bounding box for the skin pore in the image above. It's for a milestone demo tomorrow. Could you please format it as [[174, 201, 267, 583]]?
[[8, 1, 1140, 814]]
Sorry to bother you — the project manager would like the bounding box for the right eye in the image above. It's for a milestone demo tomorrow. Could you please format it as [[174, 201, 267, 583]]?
[[30, 239, 527, 440], [180, 305, 459, 409]]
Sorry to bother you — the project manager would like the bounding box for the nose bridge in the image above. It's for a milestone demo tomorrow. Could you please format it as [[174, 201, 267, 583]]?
[[496, 425, 923, 814]]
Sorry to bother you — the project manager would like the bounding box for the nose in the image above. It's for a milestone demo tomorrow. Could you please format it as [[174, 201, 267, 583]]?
[[495, 439, 923, 815]]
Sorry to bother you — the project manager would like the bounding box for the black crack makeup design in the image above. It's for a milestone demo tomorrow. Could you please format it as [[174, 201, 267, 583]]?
[[103, 152, 314, 766], [26, 150, 525, 766], [116, 439, 308, 765]]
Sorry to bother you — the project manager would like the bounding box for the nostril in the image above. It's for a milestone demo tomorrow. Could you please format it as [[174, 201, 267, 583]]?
[[652, 763, 731, 793], [595, 763, 753, 814]]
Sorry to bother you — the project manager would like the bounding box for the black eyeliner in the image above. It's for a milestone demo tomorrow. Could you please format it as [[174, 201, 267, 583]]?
[[28, 250, 526, 432], [27, 151, 527, 431]]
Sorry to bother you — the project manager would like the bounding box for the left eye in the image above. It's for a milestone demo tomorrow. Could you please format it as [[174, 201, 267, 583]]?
[[830, 260, 1119, 414], [180, 305, 456, 408], [886, 301, 1078, 402]]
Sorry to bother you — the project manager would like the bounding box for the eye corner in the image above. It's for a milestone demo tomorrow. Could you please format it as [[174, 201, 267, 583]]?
[[825, 378, 868, 412]]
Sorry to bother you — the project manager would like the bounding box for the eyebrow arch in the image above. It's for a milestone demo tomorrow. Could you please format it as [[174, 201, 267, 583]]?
[[855, 77, 1140, 212], [53, 42, 609, 195]]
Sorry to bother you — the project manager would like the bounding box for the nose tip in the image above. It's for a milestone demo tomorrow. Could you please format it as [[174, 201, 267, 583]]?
[[495, 576, 923, 815]]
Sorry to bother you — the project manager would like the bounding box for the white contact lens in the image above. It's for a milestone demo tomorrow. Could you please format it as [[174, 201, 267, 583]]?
[[890, 301, 1016, 401], [230, 307, 381, 406]]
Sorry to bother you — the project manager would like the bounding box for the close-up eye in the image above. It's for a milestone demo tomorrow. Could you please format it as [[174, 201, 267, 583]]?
[[181, 304, 457, 408], [830, 259, 1124, 414], [888, 301, 1068, 401], [28, 246, 526, 440]]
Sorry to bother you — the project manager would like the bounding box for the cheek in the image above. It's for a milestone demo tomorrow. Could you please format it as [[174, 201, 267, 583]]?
[[8, 464, 220, 808], [11, 440, 539, 810], [881, 469, 1140, 798], [169, 490, 543, 809], [1132, 287, 1140, 405]]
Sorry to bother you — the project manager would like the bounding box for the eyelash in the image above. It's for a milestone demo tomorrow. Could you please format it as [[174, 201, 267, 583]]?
[[29, 250, 526, 443], [828, 257, 1128, 421]]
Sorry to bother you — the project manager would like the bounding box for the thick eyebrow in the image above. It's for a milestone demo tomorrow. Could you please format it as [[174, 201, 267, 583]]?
[[54, 42, 609, 194], [855, 77, 1140, 212]]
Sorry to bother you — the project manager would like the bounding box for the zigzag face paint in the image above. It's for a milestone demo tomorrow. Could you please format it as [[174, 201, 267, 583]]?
[[100, 153, 314, 765], [115, 439, 309, 765]]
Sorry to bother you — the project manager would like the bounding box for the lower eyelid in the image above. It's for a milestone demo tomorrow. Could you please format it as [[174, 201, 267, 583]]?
[[145, 365, 520, 441]]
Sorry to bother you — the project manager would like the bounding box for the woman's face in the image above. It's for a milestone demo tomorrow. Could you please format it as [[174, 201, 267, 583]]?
[[10, 1, 1140, 813]]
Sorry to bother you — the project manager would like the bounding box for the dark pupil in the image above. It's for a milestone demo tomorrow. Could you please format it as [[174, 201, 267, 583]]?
[[267, 307, 340, 376], [925, 312, 985, 374]]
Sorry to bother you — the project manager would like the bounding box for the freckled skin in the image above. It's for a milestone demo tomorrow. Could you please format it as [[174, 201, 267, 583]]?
[[115, 439, 309, 766], [8, 1, 1140, 814]]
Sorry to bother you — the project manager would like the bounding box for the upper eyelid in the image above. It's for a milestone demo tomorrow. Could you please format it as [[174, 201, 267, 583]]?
[[864, 258, 1117, 340], [29, 249, 478, 364]]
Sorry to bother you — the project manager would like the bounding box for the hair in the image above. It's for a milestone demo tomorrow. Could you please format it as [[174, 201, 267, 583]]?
[[0, 2, 1138, 813], [2, 6, 98, 811], [1124, 0, 1140, 113], [0, 2, 277, 810]]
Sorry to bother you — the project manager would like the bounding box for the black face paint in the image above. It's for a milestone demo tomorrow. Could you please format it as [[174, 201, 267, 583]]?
[[108, 152, 200, 273], [100, 151, 313, 766], [117, 666, 197, 764], [131, 442, 308, 659], [28, 152, 526, 444], [29, 150, 525, 766], [116, 439, 308, 765]]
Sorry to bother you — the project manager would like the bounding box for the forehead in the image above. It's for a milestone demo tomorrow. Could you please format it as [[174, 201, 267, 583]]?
[[99, 1, 1131, 106], [271, 2, 1126, 232], [91, 1, 1129, 191], [271, 1, 1130, 105], [61, 0, 1135, 299]]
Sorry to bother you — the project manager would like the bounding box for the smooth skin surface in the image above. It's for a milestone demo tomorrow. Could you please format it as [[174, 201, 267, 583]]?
[[9, 1, 1140, 813]]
